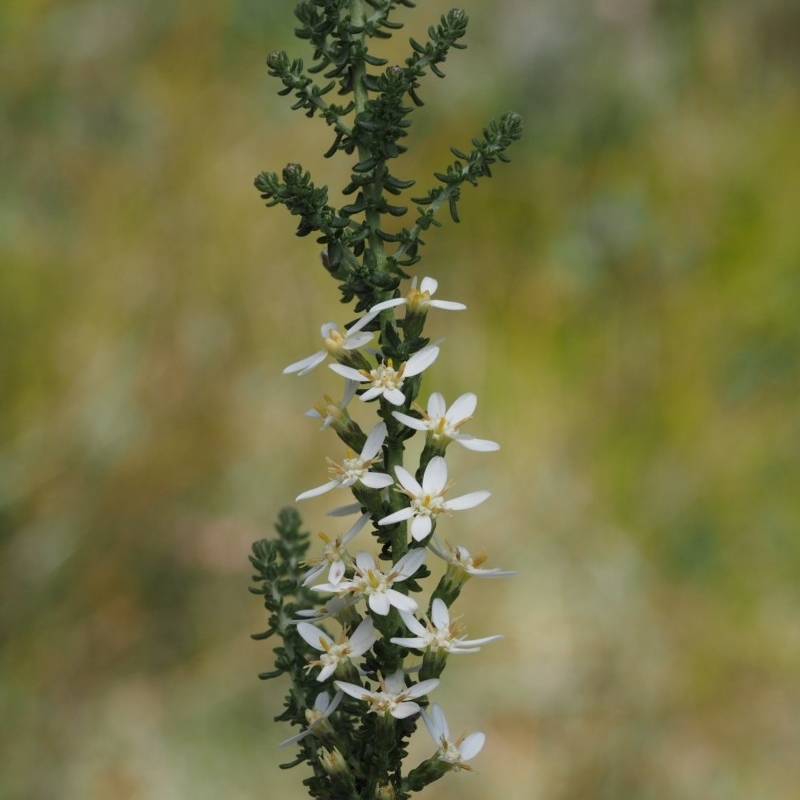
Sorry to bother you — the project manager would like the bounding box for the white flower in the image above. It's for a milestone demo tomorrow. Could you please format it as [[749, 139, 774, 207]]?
[[301, 512, 370, 587], [277, 690, 343, 748], [305, 380, 358, 429], [421, 703, 485, 770], [284, 319, 374, 376], [428, 538, 516, 578], [367, 276, 466, 315], [296, 422, 393, 501], [390, 598, 502, 653], [378, 456, 490, 541], [297, 616, 377, 682], [334, 670, 439, 719], [314, 548, 426, 616], [329, 345, 440, 406], [393, 392, 499, 452]]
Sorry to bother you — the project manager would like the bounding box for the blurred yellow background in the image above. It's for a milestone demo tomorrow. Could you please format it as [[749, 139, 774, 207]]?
[[2, 1, 799, 799]]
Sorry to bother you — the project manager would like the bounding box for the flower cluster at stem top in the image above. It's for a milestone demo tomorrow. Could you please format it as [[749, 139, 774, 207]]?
[[281, 272, 515, 779]]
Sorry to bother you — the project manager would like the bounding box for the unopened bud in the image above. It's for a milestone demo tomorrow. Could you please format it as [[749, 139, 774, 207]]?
[[375, 782, 396, 800], [319, 747, 349, 777]]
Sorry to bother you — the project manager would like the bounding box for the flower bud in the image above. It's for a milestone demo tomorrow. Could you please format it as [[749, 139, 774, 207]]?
[[318, 747, 349, 777], [375, 782, 396, 800]]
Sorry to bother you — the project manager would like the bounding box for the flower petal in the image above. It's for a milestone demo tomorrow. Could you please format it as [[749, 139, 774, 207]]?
[[342, 331, 374, 350], [316, 663, 336, 682], [320, 322, 338, 338], [364, 297, 406, 315], [419, 276, 438, 294], [389, 636, 427, 649], [447, 392, 477, 422], [327, 502, 362, 517], [341, 512, 370, 544], [385, 388, 407, 406], [403, 345, 439, 377], [405, 678, 440, 699], [459, 731, 486, 761], [347, 313, 379, 334], [391, 701, 421, 719], [429, 299, 466, 311], [296, 480, 338, 501], [445, 490, 491, 511], [383, 670, 406, 693], [360, 386, 384, 402], [424, 703, 449, 741], [393, 465, 423, 497], [329, 363, 366, 381], [360, 472, 394, 489], [354, 551, 377, 572], [378, 507, 415, 526], [284, 350, 326, 375], [385, 589, 418, 614], [368, 592, 392, 615], [393, 547, 426, 578], [430, 599, 450, 630], [421, 456, 448, 495], [327, 560, 346, 585], [334, 680, 370, 701], [301, 562, 326, 587], [277, 728, 311, 748], [392, 411, 427, 430], [361, 422, 388, 459], [349, 618, 376, 655], [398, 609, 428, 637], [410, 515, 433, 542], [297, 622, 333, 651], [453, 434, 500, 452], [426, 392, 447, 417]]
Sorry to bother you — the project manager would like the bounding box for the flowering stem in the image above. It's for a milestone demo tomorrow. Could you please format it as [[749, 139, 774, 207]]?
[[252, 3, 520, 796]]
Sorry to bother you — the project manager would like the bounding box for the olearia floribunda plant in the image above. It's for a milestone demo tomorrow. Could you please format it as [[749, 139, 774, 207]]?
[[248, 2, 522, 798]]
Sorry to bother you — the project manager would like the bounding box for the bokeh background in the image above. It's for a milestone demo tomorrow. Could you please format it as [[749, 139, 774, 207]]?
[[2, 0, 799, 798]]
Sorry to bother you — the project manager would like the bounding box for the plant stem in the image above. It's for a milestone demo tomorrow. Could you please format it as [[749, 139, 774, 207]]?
[[349, 0, 387, 276], [350, 0, 407, 559]]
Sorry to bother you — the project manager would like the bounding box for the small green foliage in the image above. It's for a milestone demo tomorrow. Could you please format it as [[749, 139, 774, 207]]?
[[255, 4, 522, 310]]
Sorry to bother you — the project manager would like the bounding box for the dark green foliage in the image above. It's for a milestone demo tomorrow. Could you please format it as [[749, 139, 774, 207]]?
[[255, 5, 522, 311]]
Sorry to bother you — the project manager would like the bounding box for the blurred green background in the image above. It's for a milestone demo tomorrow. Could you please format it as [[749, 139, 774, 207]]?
[[2, 1, 799, 798]]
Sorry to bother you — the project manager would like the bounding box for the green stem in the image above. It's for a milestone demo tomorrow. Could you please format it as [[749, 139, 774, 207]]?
[[349, 0, 387, 275], [350, 0, 406, 562]]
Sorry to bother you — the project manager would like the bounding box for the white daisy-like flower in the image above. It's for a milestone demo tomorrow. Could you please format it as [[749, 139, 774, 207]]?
[[378, 456, 490, 542], [367, 276, 466, 315], [301, 512, 370, 587], [314, 548, 426, 616], [305, 380, 359, 429], [392, 392, 499, 452], [296, 422, 393, 501], [284, 319, 374, 376], [390, 598, 502, 653], [297, 616, 377, 682], [277, 690, 343, 748], [428, 538, 516, 578], [329, 345, 440, 406], [421, 703, 485, 770], [334, 669, 439, 719]]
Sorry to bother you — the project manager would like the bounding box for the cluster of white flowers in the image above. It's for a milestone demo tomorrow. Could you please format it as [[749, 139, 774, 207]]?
[[283, 275, 515, 774]]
